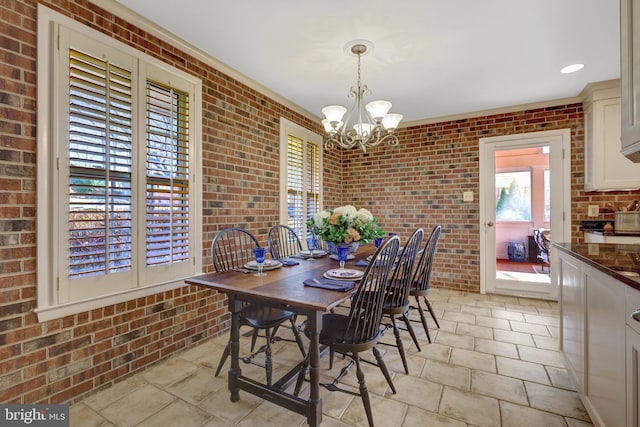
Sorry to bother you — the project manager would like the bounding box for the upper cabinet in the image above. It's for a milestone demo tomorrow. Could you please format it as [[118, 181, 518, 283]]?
[[582, 80, 640, 191], [620, 0, 640, 162]]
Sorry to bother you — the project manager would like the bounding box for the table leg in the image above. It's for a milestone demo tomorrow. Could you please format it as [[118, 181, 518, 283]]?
[[307, 311, 323, 426], [228, 296, 242, 402]]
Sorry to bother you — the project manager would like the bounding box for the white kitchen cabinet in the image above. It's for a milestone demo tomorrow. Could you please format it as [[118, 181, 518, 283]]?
[[585, 264, 626, 427], [559, 250, 586, 394], [582, 80, 640, 190], [559, 248, 630, 426], [621, 0, 640, 162], [627, 326, 640, 427], [627, 286, 640, 427]]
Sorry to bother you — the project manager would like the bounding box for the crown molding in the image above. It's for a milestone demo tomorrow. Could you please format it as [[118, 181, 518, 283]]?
[[401, 96, 583, 128], [579, 78, 620, 103]]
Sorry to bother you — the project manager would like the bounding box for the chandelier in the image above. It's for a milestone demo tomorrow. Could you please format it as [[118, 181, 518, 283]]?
[[321, 41, 403, 152]]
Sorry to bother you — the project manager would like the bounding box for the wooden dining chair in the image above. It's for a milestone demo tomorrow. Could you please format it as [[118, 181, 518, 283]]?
[[211, 227, 305, 386], [294, 235, 400, 427], [267, 224, 303, 259], [533, 228, 551, 272], [408, 225, 442, 343], [377, 227, 424, 375]]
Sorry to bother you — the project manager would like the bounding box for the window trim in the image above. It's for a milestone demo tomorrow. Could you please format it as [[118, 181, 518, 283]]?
[[279, 118, 322, 238], [36, 5, 202, 321]]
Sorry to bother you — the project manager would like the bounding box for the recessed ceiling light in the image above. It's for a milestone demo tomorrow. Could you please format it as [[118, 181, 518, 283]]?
[[560, 63, 584, 74]]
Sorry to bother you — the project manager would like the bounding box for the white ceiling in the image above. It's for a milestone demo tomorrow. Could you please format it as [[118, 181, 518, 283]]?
[[111, 0, 620, 124]]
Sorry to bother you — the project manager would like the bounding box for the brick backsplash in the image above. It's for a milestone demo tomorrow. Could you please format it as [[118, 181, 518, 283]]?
[[1, 0, 639, 406]]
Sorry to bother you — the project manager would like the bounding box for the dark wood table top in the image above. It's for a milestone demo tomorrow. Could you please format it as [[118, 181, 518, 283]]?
[[185, 245, 376, 312]]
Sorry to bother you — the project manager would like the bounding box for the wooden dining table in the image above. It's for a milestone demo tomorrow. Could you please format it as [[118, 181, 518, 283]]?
[[184, 245, 375, 427]]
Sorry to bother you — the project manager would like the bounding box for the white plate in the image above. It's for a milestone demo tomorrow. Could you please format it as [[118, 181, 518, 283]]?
[[299, 250, 327, 258], [329, 254, 355, 261], [244, 260, 282, 271], [324, 268, 364, 280]]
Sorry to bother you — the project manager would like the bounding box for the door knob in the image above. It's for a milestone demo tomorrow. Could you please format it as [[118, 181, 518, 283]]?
[[632, 309, 640, 322], [486, 221, 494, 227]]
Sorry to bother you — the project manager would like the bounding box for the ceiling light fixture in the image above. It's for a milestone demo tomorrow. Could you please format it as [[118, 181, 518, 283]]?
[[560, 63, 584, 74], [321, 41, 403, 152]]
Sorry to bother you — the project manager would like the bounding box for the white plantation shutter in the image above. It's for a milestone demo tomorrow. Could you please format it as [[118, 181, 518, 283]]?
[[68, 49, 134, 278], [49, 24, 201, 307], [305, 142, 320, 231], [287, 135, 304, 234], [284, 125, 322, 239], [145, 82, 190, 268]]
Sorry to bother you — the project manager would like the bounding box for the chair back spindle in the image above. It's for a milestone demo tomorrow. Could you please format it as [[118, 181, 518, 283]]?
[[411, 225, 441, 292], [211, 227, 260, 272], [268, 225, 303, 259], [344, 235, 400, 344], [385, 228, 424, 308]]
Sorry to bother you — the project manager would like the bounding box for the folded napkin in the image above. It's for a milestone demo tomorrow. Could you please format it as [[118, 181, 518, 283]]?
[[279, 258, 300, 266], [303, 278, 355, 292], [354, 260, 369, 267]]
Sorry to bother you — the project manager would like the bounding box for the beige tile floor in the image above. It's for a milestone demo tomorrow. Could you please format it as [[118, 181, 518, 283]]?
[[69, 288, 593, 427]]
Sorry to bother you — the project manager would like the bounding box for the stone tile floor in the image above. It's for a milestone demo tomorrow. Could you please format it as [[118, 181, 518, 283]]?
[[69, 288, 593, 427]]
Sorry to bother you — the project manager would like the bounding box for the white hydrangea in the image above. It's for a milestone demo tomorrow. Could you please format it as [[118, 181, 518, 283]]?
[[334, 205, 358, 218], [314, 210, 330, 226], [355, 208, 373, 223]]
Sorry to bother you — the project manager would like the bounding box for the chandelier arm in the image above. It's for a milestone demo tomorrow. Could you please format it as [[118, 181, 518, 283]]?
[[377, 132, 400, 147]]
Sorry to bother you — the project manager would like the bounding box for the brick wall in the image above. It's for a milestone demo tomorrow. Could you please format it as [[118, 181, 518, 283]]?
[[0, 0, 332, 404], [2, 0, 640, 406], [342, 105, 640, 293]]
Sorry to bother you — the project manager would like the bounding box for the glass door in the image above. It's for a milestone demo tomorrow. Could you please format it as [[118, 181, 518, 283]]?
[[479, 130, 570, 300]]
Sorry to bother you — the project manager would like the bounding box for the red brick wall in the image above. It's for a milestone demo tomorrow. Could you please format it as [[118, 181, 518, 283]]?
[[2, 0, 640, 406], [0, 0, 333, 404], [342, 105, 640, 293]]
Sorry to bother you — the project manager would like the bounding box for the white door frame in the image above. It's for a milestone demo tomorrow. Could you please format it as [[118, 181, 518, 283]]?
[[479, 129, 571, 300]]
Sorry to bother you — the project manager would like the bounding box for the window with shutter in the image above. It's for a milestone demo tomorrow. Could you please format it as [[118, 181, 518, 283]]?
[[145, 82, 190, 267], [287, 135, 305, 234], [37, 10, 202, 319], [305, 142, 321, 233], [68, 49, 134, 280], [280, 119, 322, 241]]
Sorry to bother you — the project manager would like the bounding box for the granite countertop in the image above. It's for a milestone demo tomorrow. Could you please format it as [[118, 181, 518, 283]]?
[[554, 242, 640, 290], [583, 230, 640, 237]]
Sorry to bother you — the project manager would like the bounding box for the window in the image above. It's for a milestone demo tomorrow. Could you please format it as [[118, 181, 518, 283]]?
[[495, 170, 532, 221], [279, 119, 322, 240], [37, 7, 202, 319]]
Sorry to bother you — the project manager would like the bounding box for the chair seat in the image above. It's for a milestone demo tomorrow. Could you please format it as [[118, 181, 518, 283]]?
[[382, 301, 410, 315], [360, 289, 409, 313], [306, 313, 379, 347], [241, 305, 294, 329], [409, 285, 430, 297]]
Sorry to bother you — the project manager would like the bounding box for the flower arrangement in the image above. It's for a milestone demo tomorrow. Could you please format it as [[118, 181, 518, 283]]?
[[306, 205, 384, 246]]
